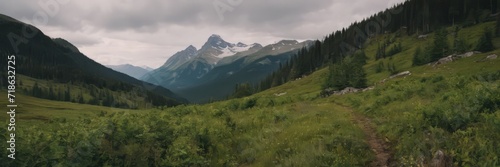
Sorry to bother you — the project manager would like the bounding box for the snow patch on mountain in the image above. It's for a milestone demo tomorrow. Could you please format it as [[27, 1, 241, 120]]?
[[201, 35, 261, 60], [219, 47, 236, 58]]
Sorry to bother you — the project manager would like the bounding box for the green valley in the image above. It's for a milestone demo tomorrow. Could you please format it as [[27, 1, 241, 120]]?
[[1, 0, 500, 166], [1, 20, 499, 166]]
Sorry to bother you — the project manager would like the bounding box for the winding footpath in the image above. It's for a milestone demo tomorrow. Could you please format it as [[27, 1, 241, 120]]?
[[336, 103, 391, 167]]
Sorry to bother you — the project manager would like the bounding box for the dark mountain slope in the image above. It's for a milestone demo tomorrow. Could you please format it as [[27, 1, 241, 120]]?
[[177, 51, 296, 103]]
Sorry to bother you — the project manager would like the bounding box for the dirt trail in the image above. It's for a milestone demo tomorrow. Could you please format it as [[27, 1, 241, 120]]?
[[337, 103, 391, 167]]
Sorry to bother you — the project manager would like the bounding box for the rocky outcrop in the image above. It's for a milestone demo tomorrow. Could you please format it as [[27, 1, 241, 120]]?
[[418, 34, 428, 39], [320, 86, 375, 97], [335, 87, 360, 95], [430, 150, 452, 167], [486, 54, 498, 60], [380, 71, 412, 83], [456, 51, 478, 58], [321, 71, 410, 97], [432, 51, 480, 67], [433, 55, 457, 66], [274, 92, 287, 97], [475, 53, 498, 62]]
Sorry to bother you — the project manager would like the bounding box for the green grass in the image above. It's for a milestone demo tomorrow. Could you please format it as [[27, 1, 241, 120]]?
[[228, 101, 371, 166], [331, 21, 500, 166], [1, 22, 499, 166], [0, 90, 132, 127]]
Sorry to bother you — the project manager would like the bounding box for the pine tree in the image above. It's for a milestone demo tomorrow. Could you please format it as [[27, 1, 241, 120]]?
[[453, 26, 468, 54], [324, 63, 347, 90], [375, 61, 385, 73], [231, 83, 254, 98], [78, 93, 85, 104], [430, 28, 450, 61], [496, 15, 500, 37], [323, 52, 367, 90], [349, 61, 367, 88], [387, 61, 398, 75], [48, 86, 55, 100], [376, 43, 386, 60], [64, 86, 71, 102], [413, 47, 424, 66], [475, 29, 494, 52], [32, 82, 42, 97], [454, 37, 468, 54]]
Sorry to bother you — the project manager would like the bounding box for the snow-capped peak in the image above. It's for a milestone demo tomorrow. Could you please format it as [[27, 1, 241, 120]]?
[[200, 34, 261, 59], [198, 34, 262, 61], [230, 42, 251, 52], [210, 34, 221, 38], [203, 34, 233, 50], [276, 40, 299, 46], [236, 42, 247, 47]]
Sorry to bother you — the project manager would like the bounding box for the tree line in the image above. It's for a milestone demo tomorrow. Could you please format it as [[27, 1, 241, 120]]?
[[24, 82, 135, 109]]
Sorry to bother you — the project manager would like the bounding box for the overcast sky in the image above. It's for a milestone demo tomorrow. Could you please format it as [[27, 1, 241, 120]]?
[[1, 0, 405, 68]]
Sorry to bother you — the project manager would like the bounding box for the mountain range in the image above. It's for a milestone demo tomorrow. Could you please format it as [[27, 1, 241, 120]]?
[[142, 34, 312, 102], [0, 12, 313, 104]]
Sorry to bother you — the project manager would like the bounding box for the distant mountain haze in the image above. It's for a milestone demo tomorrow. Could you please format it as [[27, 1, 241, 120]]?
[[106, 64, 152, 80]]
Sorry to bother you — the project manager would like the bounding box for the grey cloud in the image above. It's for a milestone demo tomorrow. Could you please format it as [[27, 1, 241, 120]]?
[[68, 36, 102, 46], [0, 0, 406, 68]]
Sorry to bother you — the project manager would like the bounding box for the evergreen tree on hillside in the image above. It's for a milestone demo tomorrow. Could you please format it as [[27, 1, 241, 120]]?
[[376, 44, 386, 60], [430, 28, 450, 61], [375, 61, 385, 73], [453, 27, 468, 54], [387, 42, 403, 57], [387, 61, 398, 75], [231, 83, 254, 98], [324, 63, 346, 90], [413, 47, 424, 66], [32, 82, 42, 97], [323, 52, 367, 90], [475, 29, 495, 52], [496, 15, 500, 36], [64, 86, 71, 102]]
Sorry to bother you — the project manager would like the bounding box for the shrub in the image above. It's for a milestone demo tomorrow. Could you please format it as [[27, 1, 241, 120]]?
[[475, 29, 494, 52], [226, 100, 240, 111], [375, 61, 384, 73], [241, 98, 257, 110]]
